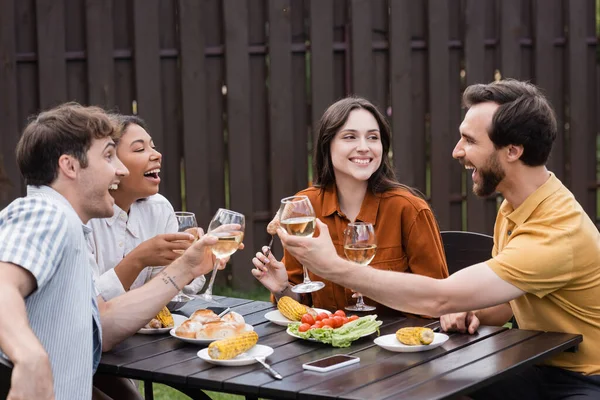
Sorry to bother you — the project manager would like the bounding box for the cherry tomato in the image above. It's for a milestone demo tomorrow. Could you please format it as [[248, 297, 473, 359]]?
[[348, 315, 359, 322], [316, 312, 329, 322], [342, 317, 349, 324], [309, 324, 319, 330], [321, 318, 334, 328], [298, 323, 311, 332], [332, 316, 344, 328], [333, 310, 346, 318], [313, 320, 324, 329], [301, 314, 315, 325]]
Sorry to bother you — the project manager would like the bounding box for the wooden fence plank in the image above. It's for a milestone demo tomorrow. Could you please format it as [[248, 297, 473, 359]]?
[[0, 0, 21, 207], [249, 0, 269, 289], [333, 0, 348, 99], [389, 0, 414, 187], [133, 0, 168, 198], [428, 0, 452, 230], [158, 1, 182, 211], [113, 0, 134, 115], [310, 0, 334, 145], [465, 0, 495, 234], [409, 0, 428, 195], [224, 0, 256, 289], [65, 0, 87, 103], [269, 0, 296, 211], [448, 0, 464, 231], [500, 0, 521, 80], [568, 0, 596, 216], [291, 0, 309, 192], [178, 0, 210, 225], [534, 0, 563, 179], [349, 0, 372, 99], [371, 0, 388, 113], [85, 0, 114, 108], [35, 0, 67, 108]]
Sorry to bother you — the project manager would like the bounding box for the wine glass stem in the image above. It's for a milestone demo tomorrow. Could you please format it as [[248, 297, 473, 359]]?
[[355, 294, 366, 308], [204, 259, 221, 297], [302, 266, 311, 284]]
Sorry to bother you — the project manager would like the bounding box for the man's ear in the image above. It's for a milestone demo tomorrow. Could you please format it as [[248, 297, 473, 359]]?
[[506, 144, 524, 163], [57, 155, 79, 180]]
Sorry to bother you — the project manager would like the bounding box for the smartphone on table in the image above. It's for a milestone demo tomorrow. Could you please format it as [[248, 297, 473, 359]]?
[[302, 354, 360, 373]]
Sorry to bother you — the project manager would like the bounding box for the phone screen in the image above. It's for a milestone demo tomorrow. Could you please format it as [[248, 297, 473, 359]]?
[[304, 355, 357, 368]]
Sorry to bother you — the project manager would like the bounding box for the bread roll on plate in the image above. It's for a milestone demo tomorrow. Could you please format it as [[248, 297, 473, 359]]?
[[195, 321, 246, 340], [175, 320, 205, 338], [221, 311, 245, 325], [190, 309, 220, 324]]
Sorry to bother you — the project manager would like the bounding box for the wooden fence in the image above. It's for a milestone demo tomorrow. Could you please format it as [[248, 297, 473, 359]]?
[[0, 0, 598, 290]]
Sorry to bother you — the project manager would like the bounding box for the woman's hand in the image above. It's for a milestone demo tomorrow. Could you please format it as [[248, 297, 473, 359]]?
[[251, 246, 289, 294], [129, 232, 194, 268]]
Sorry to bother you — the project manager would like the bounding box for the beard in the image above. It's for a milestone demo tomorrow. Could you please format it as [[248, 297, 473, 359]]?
[[473, 153, 505, 197]]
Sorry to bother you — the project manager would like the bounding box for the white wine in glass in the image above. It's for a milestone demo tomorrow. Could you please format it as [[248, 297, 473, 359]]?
[[279, 195, 325, 293], [344, 222, 377, 312], [199, 208, 245, 302]]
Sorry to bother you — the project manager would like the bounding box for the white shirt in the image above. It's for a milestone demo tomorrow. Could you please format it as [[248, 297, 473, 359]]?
[[0, 186, 101, 400], [88, 194, 204, 300]]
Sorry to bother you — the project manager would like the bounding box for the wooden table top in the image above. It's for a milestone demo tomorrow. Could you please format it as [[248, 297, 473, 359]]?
[[98, 296, 582, 400]]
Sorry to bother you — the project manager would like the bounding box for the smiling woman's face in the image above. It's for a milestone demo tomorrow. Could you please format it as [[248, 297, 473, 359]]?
[[329, 108, 383, 185], [114, 123, 162, 199]]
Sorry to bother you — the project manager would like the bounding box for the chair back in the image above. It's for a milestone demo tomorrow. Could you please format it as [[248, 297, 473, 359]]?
[[0, 357, 11, 398], [441, 231, 494, 275]]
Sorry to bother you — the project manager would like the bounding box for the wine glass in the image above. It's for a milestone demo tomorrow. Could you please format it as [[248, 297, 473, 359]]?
[[344, 222, 377, 311], [198, 208, 245, 302], [162, 212, 198, 308], [279, 195, 325, 293]]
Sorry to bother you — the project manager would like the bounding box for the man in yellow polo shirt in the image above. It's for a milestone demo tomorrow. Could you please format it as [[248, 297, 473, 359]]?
[[276, 79, 600, 398]]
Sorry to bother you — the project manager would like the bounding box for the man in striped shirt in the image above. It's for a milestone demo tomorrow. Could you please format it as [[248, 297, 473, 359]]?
[[0, 103, 223, 399]]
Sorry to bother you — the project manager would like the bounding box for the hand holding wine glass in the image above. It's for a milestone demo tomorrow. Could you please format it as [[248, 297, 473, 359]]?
[[279, 195, 325, 293], [198, 208, 245, 302], [344, 222, 377, 311]]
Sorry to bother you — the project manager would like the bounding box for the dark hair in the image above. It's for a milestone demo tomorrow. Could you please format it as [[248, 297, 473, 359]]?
[[314, 96, 422, 197], [16, 102, 116, 186], [462, 79, 557, 166], [108, 114, 148, 144]]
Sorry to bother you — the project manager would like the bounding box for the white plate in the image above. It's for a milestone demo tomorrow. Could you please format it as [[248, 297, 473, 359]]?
[[169, 324, 255, 344], [138, 314, 187, 335], [373, 332, 449, 352], [197, 344, 274, 366], [264, 308, 331, 326], [286, 326, 375, 342]]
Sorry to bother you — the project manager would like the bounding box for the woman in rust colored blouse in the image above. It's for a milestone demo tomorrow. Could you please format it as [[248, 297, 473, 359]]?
[[252, 96, 448, 313]]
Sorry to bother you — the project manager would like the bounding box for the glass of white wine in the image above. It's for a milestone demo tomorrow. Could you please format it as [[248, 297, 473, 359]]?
[[198, 208, 245, 302], [279, 195, 325, 293], [173, 212, 198, 255], [344, 222, 377, 311]]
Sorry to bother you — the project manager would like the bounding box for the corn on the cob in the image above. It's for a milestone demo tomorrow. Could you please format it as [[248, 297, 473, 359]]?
[[396, 327, 434, 346], [155, 306, 174, 328], [277, 296, 307, 321], [208, 331, 259, 360]]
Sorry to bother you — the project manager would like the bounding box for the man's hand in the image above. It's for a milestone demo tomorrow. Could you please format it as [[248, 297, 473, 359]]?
[[9, 352, 54, 400], [129, 232, 195, 268], [440, 311, 480, 334], [251, 247, 289, 294], [277, 219, 339, 278]]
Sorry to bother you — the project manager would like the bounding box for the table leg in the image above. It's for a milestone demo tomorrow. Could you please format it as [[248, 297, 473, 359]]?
[[144, 381, 154, 400]]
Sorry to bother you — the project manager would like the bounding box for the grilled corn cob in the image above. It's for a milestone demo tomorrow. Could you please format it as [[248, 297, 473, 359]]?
[[277, 296, 307, 321], [155, 306, 174, 328], [208, 331, 259, 360], [396, 327, 434, 346]]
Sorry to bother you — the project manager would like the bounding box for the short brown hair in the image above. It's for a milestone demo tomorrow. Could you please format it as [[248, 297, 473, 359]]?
[[16, 102, 116, 186], [314, 96, 422, 197], [462, 79, 557, 166]]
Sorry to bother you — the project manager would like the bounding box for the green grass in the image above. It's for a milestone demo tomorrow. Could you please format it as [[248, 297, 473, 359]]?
[[139, 285, 271, 399]]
